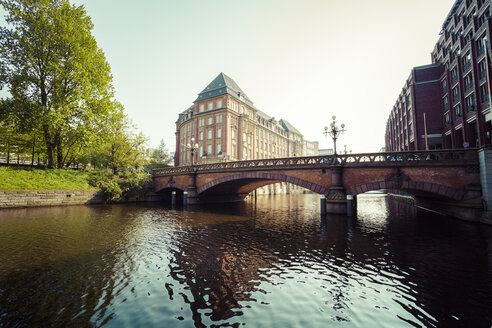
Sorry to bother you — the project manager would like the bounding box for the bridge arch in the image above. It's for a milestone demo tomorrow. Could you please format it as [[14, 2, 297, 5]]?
[[155, 183, 187, 193], [198, 172, 328, 196], [346, 180, 464, 200]]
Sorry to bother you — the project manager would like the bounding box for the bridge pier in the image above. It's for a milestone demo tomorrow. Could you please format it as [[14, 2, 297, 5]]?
[[479, 146, 492, 224], [187, 170, 200, 205], [325, 165, 347, 215]]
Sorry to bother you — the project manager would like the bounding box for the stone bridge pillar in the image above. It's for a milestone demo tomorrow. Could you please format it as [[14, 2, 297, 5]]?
[[187, 170, 199, 204], [325, 165, 347, 214], [479, 147, 492, 223]]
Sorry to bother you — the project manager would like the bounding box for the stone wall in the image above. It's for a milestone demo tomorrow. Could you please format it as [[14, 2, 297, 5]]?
[[0, 190, 104, 208]]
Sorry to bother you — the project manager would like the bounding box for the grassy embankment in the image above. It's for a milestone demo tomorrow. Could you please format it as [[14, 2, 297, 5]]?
[[0, 167, 97, 190], [0, 167, 151, 202]]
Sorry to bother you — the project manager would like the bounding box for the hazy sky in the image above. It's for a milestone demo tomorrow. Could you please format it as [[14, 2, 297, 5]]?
[[2, 0, 456, 153]]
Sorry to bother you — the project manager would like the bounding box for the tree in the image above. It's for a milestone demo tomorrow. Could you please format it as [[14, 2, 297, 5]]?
[[148, 139, 172, 169], [0, 0, 114, 168], [97, 106, 148, 174]]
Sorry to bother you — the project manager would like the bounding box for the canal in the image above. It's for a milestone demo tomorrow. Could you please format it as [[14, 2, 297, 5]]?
[[0, 194, 491, 327]]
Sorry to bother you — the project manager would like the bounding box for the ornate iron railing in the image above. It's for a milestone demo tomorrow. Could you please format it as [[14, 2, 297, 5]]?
[[153, 149, 479, 177]]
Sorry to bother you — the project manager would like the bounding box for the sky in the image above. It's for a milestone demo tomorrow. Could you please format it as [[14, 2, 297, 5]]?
[[1, 0, 456, 153]]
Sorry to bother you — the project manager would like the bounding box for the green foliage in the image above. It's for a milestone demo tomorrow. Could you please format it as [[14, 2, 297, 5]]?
[[0, 0, 157, 176], [0, 0, 115, 168], [148, 139, 172, 169], [0, 167, 97, 190], [87, 169, 151, 202], [93, 108, 149, 174]]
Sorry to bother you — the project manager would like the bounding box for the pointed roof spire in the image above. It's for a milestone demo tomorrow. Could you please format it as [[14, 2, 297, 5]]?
[[195, 72, 253, 105]]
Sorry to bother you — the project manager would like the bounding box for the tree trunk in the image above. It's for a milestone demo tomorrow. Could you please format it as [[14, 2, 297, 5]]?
[[31, 132, 35, 167], [6, 140, 10, 165], [55, 132, 63, 169], [44, 125, 55, 168]]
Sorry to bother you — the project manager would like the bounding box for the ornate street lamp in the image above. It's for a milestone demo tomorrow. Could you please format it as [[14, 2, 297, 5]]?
[[323, 115, 346, 164], [185, 137, 199, 168]]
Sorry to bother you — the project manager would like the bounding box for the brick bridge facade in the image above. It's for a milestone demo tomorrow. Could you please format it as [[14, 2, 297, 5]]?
[[153, 150, 482, 220]]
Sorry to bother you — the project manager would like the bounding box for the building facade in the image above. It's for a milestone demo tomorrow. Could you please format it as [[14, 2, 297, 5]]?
[[175, 73, 318, 166], [386, 0, 491, 151], [386, 64, 444, 151]]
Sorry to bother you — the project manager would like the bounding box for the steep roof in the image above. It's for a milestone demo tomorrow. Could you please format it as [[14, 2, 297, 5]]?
[[256, 109, 273, 121], [195, 72, 253, 106], [279, 119, 303, 136]]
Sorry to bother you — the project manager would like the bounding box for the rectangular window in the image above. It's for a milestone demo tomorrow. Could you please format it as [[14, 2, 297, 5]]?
[[199, 131, 204, 140], [232, 146, 235, 157], [207, 130, 212, 139], [217, 100, 223, 108], [248, 135, 251, 145], [443, 96, 449, 110], [479, 60, 487, 79], [478, 35, 487, 56], [463, 52, 472, 71], [451, 66, 458, 82], [455, 104, 462, 118], [199, 104, 204, 112], [207, 145, 212, 155], [243, 133, 246, 142], [216, 114, 222, 123], [208, 102, 213, 110], [445, 113, 451, 126], [452, 86, 460, 101], [216, 143, 221, 154], [231, 102, 238, 111], [232, 130, 236, 139], [199, 118, 204, 127], [199, 146, 203, 157], [481, 84, 489, 103], [464, 74, 473, 91], [217, 128, 222, 138], [466, 94, 476, 111], [208, 117, 213, 125]]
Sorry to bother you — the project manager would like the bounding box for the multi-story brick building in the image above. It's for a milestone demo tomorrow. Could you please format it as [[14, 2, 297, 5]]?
[[386, 64, 445, 151], [175, 73, 318, 166], [386, 0, 491, 151]]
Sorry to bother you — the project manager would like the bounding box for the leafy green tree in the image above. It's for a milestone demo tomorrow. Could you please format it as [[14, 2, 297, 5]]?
[[148, 139, 172, 169], [97, 107, 148, 174], [0, 0, 114, 168]]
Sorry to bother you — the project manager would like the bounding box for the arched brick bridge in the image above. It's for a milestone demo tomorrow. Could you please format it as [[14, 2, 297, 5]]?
[[153, 149, 482, 218]]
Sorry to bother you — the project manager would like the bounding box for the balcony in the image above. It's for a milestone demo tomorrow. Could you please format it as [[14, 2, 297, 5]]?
[[479, 69, 487, 80]]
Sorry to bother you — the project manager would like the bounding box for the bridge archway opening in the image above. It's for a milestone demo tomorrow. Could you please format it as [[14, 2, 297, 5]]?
[[347, 181, 464, 202], [198, 173, 326, 202], [156, 187, 185, 204]]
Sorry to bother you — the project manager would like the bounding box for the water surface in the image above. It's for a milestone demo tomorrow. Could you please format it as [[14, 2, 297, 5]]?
[[0, 194, 491, 327]]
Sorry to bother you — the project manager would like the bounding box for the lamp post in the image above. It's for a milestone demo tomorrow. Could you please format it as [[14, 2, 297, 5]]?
[[323, 115, 346, 164], [185, 137, 199, 168]]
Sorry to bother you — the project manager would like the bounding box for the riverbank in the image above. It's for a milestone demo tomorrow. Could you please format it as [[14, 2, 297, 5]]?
[[0, 167, 97, 190], [0, 167, 161, 208]]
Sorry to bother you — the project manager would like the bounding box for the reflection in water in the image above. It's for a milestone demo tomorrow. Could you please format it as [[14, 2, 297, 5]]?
[[0, 195, 491, 327]]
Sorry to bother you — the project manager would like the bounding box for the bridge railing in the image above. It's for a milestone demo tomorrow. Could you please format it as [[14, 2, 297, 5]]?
[[153, 149, 479, 177]]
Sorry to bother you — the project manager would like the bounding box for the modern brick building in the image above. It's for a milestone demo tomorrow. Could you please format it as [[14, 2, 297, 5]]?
[[175, 73, 318, 166], [386, 0, 491, 151]]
